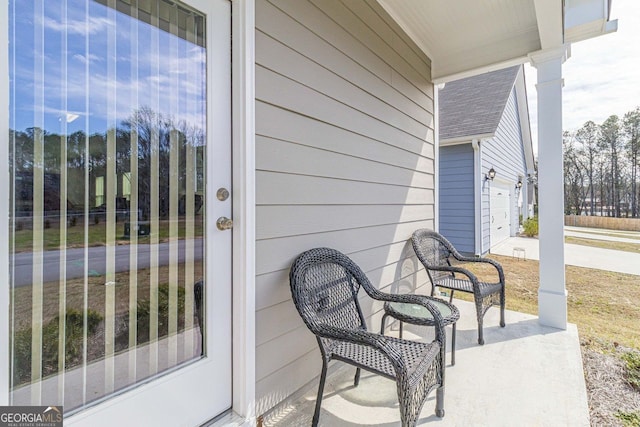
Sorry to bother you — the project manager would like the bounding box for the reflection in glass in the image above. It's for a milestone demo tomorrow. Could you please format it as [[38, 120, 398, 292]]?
[[9, 0, 207, 413]]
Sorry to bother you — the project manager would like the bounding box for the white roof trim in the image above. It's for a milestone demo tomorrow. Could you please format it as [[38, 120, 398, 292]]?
[[432, 56, 529, 85], [440, 133, 494, 146], [533, 0, 564, 48], [514, 67, 536, 172], [565, 0, 619, 43]]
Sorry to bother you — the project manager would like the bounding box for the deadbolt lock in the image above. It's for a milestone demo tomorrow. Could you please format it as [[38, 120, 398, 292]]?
[[217, 188, 230, 201], [217, 217, 233, 231]]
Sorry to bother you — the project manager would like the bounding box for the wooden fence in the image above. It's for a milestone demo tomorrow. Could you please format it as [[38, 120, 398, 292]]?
[[565, 215, 640, 231]]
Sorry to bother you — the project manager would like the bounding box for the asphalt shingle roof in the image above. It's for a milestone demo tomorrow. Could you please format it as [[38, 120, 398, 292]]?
[[439, 66, 520, 141]]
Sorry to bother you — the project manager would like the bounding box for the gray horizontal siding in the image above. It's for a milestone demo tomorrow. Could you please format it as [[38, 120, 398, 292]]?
[[257, 171, 434, 206], [439, 144, 475, 253], [481, 87, 527, 252], [256, 135, 434, 188], [254, 0, 435, 415]]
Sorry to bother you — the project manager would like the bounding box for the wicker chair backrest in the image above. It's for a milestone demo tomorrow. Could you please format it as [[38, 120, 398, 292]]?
[[290, 248, 367, 334], [412, 229, 455, 281]]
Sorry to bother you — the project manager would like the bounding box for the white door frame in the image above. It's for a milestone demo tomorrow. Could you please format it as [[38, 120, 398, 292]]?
[[0, 0, 10, 408], [0, 0, 259, 423], [231, 0, 256, 421]]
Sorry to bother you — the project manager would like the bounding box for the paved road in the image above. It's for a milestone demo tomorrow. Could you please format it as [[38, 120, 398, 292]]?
[[490, 227, 640, 276], [13, 239, 204, 287]]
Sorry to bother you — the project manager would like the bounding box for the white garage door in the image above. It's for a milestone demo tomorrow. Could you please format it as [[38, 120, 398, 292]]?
[[490, 183, 512, 246]]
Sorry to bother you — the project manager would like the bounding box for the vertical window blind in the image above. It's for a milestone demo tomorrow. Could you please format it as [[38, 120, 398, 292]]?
[[9, 0, 207, 413]]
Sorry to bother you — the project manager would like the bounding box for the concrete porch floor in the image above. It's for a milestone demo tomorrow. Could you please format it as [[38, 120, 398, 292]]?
[[262, 299, 589, 426]]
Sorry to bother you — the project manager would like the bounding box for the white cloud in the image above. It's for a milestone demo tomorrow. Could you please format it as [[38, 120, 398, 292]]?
[[72, 53, 103, 65], [13, 24, 207, 134], [41, 15, 113, 36], [525, 0, 640, 154]]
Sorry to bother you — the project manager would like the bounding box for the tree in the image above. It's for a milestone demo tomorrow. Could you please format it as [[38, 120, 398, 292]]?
[[563, 131, 587, 215], [599, 115, 623, 216], [574, 121, 599, 215], [623, 108, 640, 217]]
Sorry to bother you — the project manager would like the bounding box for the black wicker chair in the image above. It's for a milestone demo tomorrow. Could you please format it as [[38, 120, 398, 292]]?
[[289, 247, 446, 427], [411, 229, 505, 345]]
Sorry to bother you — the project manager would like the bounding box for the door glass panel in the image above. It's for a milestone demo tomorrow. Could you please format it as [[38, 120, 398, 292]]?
[[9, 0, 207, 413]]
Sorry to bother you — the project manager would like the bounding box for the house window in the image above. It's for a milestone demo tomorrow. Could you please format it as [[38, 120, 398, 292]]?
[[95, 176, 105, 207], [122, 172, 131, 201]]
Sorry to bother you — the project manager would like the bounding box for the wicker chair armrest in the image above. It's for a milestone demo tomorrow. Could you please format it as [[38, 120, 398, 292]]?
[[452, 255, 505, 284], [429, 264, 482, 292], [315, 325, 406, 372]]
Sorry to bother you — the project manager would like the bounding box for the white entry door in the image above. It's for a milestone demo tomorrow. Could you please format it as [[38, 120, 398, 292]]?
[[490, 182, 512, 246], [7, 0, 231, 425]]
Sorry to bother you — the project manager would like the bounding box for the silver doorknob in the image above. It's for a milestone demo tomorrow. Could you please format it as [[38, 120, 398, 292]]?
[[217, 188, 230, 201], [216, 217, 233, 231]]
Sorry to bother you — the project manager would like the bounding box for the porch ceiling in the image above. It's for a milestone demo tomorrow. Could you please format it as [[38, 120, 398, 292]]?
[[377, 0, 617, 83]]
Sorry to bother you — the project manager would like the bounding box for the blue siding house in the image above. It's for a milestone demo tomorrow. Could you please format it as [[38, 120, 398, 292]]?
[[439, 65, 535, 255]]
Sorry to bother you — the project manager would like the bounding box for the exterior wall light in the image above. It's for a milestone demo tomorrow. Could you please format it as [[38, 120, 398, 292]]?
[[516, 179, 523, 190], [485, 167, 496, 181]]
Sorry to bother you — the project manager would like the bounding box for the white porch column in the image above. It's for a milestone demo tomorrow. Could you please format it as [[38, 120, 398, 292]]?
[[530, 47, 568, 329]]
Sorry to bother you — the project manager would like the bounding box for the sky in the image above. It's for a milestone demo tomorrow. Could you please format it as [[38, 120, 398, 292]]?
[[10, 0, 207, 135], [524, 0, 640, 153]]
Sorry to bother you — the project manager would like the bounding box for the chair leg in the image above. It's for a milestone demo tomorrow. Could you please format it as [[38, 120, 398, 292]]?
[[448, 290, 454, 304], [435, 386, 445, 418], [476, 298, 485, 345], [500, 291, 506, 328], [451, 323, 456, 366], [399, 321, 403, 339], [399, 388, 421, 427], [312, 360, 328, 427], [354, 368, 361, 387]]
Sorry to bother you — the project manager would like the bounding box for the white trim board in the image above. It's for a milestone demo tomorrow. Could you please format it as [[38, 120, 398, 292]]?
[[434, 85, 440, 231], [472, 139, 482, 256], [440, 134, 493, 146], [231, 0, 257, 422], [0, 0, 10, 407], [514, 67, 535, 172]]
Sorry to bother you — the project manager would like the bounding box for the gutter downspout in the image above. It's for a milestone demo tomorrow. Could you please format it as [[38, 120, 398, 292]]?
[[472, 139, 482, 256]]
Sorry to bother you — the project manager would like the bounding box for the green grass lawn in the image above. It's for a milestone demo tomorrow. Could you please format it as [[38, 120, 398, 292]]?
[[463, 253, 640, 426], [567, 228, 640, 241], [565, 235, 640, 253], [462, 255, 640, 349], [12, 218, 204, 252]]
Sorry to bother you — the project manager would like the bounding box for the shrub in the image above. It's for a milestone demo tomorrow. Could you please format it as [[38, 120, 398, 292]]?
[[614, 411, 640, 427], [622, 351, 640, 391], [523, 216, 538, 237], [13, 308, 103, 386], [136, 284, 186, 343]]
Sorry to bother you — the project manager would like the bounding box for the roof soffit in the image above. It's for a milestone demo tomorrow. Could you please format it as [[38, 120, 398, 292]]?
[[377, 0, 617, 83]]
